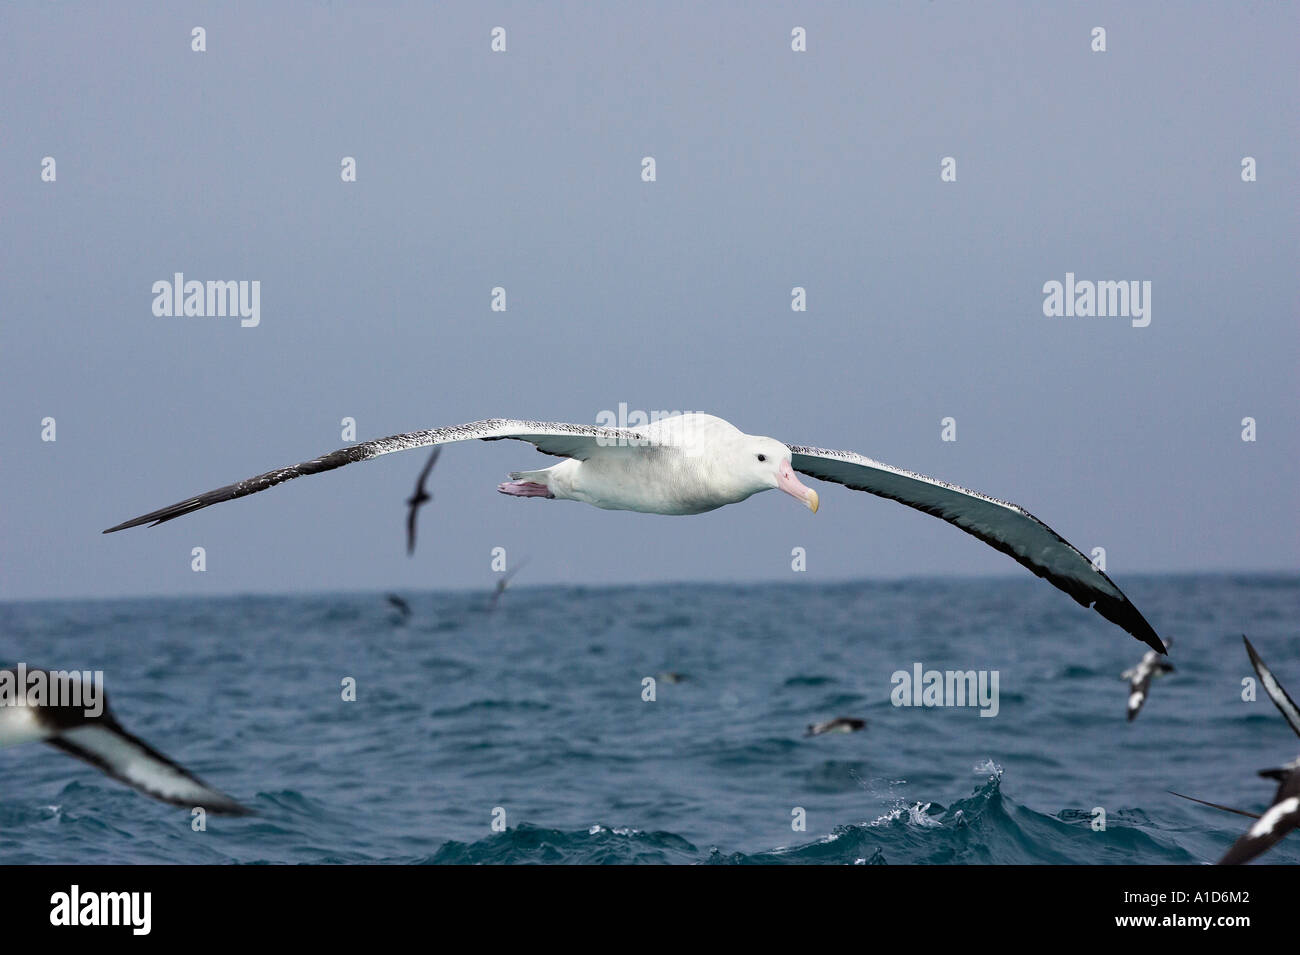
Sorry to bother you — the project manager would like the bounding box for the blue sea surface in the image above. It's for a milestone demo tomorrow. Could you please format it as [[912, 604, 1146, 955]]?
[[1, 574, 1297, 864]]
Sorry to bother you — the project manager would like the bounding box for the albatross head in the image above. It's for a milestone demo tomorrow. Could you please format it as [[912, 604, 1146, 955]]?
[[735, 437, 819, 513]]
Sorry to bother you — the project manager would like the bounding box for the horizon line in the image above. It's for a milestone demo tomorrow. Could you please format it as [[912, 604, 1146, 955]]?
[[3, 567, 1297, 606]]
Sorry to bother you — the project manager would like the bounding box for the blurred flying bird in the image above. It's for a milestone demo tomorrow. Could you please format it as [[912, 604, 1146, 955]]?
[[805, 717, 866, 737], [385, 593, 412, 620], [405, 447, 442, 556], [1123, 636, 1174, 721], [1217, 636, 1300, 865], [0, 666, 249, 814], [487, 558, 529, 613]]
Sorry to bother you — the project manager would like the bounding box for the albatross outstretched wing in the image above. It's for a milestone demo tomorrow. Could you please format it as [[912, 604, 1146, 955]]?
[[103, 419, 642, 533], [786, 444, 1164, 653]]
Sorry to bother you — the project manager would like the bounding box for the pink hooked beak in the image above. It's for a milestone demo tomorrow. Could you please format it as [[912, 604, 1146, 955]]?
[[777, 460, 819, 513]]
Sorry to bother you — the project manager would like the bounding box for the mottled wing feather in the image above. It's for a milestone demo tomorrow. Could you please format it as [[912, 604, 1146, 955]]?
[[104, 419, 643, 533], [788, 445, 1164, 653]]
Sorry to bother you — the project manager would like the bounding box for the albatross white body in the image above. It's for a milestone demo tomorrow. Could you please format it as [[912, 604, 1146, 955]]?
[[504, 414, 816, 516], [103, 412, 1165, 653]]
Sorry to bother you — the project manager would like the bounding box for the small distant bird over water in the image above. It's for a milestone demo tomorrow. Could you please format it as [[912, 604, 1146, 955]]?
[[405, 447, 442, 555], [1122, 637, 1175, 721], [0, 667, 249, 814], [487, 558, 528, 613], [102, 414, 1164, 652], [806, 717, 866, 737], [385, 593, 412, 619]]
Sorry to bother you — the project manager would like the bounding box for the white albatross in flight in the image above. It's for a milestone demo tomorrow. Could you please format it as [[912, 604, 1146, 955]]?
[[103, 413, 1164, 652]]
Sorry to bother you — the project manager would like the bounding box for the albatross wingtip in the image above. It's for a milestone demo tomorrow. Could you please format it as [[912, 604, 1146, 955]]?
[[1095, 592, 1165, 654], [101, 515, 156, 534], [103, 498, 207, 533]]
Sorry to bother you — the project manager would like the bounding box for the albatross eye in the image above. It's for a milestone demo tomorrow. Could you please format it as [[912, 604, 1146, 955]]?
[[756, 454, 766, 462]]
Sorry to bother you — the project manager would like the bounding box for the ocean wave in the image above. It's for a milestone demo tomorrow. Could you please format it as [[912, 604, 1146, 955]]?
[[404, 771, 1212, 865]]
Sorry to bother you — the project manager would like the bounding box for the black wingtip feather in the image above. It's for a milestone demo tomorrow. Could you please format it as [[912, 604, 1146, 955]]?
[[1092, 592, 1166, 654]]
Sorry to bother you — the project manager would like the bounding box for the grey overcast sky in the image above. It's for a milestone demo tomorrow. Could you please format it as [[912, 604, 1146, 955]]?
[[2, 2, 1296, 600]]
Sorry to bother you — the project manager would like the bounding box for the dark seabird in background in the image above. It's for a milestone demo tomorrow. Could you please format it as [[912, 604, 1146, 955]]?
[[487, 558, 529, 613], [404, 446, 442, 556], [805, 717, 866, 737], [0, 667, 249, 814], [1123, 636, 1174, 721], [385, 593, 412, 620]]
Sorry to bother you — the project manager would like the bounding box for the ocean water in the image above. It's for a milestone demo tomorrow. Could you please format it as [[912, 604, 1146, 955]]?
[[1, 574, 1297, 865]]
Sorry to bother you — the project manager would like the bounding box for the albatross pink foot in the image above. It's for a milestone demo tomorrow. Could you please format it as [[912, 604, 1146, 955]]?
[[497, 480, 554, 499]]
